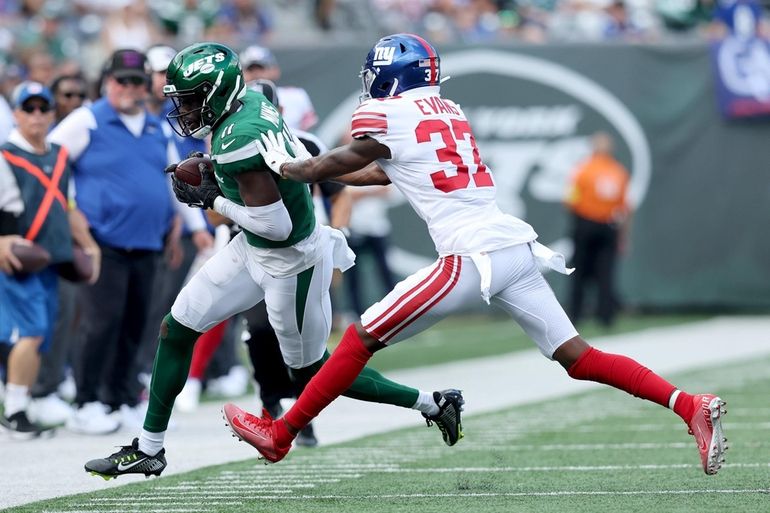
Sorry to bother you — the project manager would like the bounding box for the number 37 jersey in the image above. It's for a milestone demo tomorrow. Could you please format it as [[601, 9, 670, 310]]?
[[351, 86, 537, 256]]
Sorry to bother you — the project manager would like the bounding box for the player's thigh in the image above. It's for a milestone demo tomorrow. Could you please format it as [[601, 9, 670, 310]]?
[[490, 247, 577, 359], [171, 236, 263, 332], [263, 251, 334, 369], [361, 254, 479, 345]]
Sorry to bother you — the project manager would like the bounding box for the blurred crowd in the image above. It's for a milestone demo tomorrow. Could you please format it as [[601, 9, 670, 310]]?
[[367, 0, 770, 44], [2, 0, 770, 98]]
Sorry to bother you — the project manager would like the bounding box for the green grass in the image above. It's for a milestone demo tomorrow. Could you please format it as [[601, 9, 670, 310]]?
[[11, 352, 768, 513]]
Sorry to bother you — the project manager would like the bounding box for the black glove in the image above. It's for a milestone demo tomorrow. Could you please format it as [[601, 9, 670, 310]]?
[[186, 150, 206, 159], [170, 163, 222, 210]]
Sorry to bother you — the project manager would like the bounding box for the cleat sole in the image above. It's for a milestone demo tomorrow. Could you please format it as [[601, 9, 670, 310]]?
[[88, 471, 115, 481], [705, 397, 727, 475]]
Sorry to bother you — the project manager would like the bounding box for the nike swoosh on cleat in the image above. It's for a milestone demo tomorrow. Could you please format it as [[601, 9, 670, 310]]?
[[231, 416, 267, 439], [116, 458, 148, 472]]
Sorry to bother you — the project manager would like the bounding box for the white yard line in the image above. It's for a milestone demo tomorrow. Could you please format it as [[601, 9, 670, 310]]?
[[2, 315, 770, 510]]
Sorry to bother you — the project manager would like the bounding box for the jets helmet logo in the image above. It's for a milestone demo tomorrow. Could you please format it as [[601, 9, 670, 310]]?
[[183, 52, 226, 78]]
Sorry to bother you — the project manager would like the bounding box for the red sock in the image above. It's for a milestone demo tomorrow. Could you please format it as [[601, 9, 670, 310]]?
[[280, 324, 372, 446], [567, 347, 677, 408], [672, 391, 695, 422], [188, 321, 227, 379]]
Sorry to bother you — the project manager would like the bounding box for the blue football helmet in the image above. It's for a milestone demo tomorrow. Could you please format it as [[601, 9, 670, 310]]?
[[359, 33, 440, 102]]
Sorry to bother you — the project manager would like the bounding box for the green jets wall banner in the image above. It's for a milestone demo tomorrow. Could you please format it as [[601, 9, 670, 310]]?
[[277, 44, 770, 309]]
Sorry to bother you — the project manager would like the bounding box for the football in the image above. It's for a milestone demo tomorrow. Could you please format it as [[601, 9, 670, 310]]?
[[11, 241, 51, 275], [58, 243, 94, 283], [174, 156, 214, 186]]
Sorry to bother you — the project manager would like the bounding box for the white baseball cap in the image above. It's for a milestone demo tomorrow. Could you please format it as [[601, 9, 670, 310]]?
[[147, 45, 177, 73]]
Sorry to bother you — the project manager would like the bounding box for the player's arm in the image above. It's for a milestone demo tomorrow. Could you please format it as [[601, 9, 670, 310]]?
[[281, 136, 390, 183], [330, 162, 391, 186], [211, 171, 293, 241]]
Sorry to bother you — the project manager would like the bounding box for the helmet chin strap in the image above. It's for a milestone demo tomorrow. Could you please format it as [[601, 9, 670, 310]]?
[[388, 78, 399, 97], [191, 125, 211, 140]]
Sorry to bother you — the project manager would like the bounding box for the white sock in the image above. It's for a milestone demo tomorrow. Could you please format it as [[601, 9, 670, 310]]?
[[412, 390, 439, 416], [4, 383, 30, 417], [668, 389, 682, 410], [138, 429, 165, 456]]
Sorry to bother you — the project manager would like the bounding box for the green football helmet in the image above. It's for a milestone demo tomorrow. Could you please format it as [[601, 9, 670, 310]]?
[[163, 42, 245, 139]]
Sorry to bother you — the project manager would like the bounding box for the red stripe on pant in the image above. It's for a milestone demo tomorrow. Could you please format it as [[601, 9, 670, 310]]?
[[364, 257, 445, 331], [365, 255, 460, 342]]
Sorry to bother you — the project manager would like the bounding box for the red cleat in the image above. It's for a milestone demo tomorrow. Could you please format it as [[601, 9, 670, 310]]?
[[686, 394, 728, 475], [222, 403, 291, 463]]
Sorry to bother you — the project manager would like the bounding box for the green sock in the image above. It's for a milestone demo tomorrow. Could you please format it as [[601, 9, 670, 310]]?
[[143, 313, 201, 432], [293, 351, 418, 409]]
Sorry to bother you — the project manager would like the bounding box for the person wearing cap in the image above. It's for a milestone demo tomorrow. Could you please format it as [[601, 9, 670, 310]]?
[[0, 81, 100, 438], [47, 49, 200, 435], [26, 72, 91, 426], [240, 45, 319, 132], [132, 44, 224, 402]]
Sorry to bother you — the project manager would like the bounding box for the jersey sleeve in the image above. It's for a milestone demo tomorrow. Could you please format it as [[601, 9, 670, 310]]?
[[211, 134, 267, 176], [350, 101, 389, 140]]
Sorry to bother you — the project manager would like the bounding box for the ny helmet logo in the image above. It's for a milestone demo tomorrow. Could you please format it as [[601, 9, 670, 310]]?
[[373, 46, 396, 66]]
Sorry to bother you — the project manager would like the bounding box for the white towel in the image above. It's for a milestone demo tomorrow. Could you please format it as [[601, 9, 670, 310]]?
[[531, 241, 574, 276], [324, 225, 356, 272], [470, 252, 493, 305]]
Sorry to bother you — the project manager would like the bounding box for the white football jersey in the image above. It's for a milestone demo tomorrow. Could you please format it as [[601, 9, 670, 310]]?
[[277, 86, 318, 131], [351, 86, 537, 256]]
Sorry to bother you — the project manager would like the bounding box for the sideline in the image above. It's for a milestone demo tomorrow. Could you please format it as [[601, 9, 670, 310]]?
[[2, 316, 769, 509]]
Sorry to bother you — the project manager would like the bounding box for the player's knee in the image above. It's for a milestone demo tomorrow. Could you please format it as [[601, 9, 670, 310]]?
[[288, 360, 323, 388], [553, 336, 590, 370], [355, 323, 386, 353], [159, 313, 201, 348]]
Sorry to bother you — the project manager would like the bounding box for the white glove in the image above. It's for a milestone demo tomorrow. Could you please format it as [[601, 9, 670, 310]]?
[[287, 129, 313, 161], [256, 130, 310, 176]]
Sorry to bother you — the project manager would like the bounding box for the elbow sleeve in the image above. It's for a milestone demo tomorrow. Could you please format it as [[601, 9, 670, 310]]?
[[213, 197, 293, 241]]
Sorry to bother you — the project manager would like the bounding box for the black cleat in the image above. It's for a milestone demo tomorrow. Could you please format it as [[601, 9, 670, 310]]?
[[295, 422, 319, 448], [0, 411, 53, 440], [423, 389, 465, 446], [85, 438, 166, 480]]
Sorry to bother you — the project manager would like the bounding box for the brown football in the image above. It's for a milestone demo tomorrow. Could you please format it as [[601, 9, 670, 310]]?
[[11, 241, 51, 275], [174, 156, 214, 186], [58, 243, 94, 283]]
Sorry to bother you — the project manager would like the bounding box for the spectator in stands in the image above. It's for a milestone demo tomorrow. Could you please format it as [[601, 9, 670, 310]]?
[[100, 0, 158, 53], [0, 81, 99, 438], [209, 0, 274, 48], [47, 49, 186, 435], [151, 0, 220, 47], [50, 73, 89, 125], [565, 132, 631, 327]]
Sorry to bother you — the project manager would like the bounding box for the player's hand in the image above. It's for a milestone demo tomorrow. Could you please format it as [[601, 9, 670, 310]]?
[[287, 130, 313, 161], [185, 150, 208, 159], [255, 130, 304, 176], [171, 164, 222, 210]]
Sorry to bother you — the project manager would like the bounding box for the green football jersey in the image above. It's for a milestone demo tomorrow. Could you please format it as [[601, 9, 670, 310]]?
[[209, 89, 315, 248]]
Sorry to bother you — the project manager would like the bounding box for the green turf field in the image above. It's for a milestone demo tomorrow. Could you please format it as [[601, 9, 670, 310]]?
[[10, 352, 768, 513]]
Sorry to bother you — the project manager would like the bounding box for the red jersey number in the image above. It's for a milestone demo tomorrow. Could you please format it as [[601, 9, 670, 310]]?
[[415, 119, 492, 193]]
